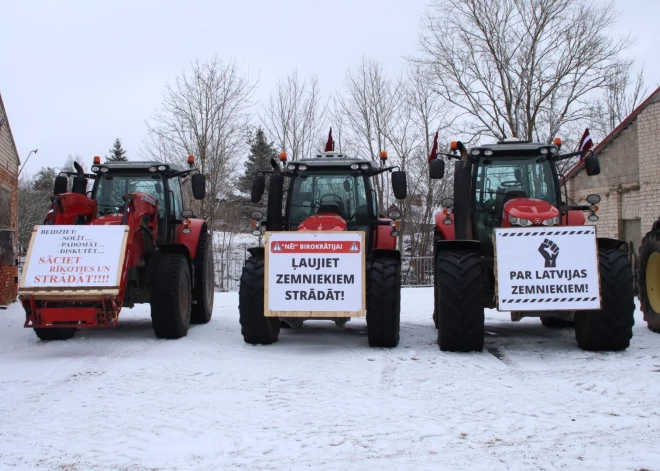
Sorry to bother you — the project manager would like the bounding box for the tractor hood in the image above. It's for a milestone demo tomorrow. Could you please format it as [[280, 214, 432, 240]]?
[[297, 213, 347, 231], [503, 197, 559, 224], [91, 214, 124, 225]]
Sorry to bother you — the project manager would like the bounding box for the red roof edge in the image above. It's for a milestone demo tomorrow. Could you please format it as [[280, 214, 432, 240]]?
[[561, 85, 660, 182]]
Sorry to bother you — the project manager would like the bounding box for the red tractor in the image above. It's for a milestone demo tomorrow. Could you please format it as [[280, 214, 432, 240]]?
[[428, 139, 635, 352], [239, 148, 407, 347], [18, 157, 214, 341]]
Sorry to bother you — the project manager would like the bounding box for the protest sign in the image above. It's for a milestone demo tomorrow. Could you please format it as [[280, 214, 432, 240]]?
[[494, 226, 600, 311], [19, 225, 129, 290], [265, 231, 365, 317]]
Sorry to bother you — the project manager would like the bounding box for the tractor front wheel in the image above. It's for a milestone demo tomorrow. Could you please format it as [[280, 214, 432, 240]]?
[[435, 250, 485, 352], [34, 327, 76, 341], [150, 253, 192, 339], [239, 256, 279, 344], [366, 257, 401, 348], [574, 247, 634, 351], [638, 225, 660, 332], [191, 229, 214, 324]]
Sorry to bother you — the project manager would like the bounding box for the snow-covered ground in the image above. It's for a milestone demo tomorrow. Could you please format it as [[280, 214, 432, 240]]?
[[1, 289, 659, 470]]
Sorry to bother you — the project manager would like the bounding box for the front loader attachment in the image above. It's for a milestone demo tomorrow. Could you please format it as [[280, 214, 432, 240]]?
[[19, 224, 131, 330]]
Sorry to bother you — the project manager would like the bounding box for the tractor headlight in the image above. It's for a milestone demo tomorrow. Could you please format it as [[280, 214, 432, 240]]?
[[252, 229, 261, 236], [508, 215, 532, 226], [100, 167, 109, 173], [540, 148, 549, 155], [588, 213, 599, 222], [390, 230, 400, 237], [149, 166, 158, 172], [443, 217, 453, 225], [542, 216, 560, 226], [470, 149, 481, 156], [286, 164, 296, 171], [484, 150, 493, 156], [158, 165, 167, 171], [91, 166, 99, 172], [360, 163, 369, 170], [298, 164, 307, 171], [350, 164, 359, 170], [251, 210, 264, 220]]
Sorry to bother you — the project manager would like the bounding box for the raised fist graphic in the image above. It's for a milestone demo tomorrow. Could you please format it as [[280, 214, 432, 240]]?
[[538, 239, 559, 268]]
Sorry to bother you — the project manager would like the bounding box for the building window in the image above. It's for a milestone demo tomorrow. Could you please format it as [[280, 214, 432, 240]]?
[[0, 186, 10, 229]]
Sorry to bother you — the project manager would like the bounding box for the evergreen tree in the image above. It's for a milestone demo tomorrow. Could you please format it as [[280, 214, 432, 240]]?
[[238, 128, 277, 197], [107, 138, 128, 161]]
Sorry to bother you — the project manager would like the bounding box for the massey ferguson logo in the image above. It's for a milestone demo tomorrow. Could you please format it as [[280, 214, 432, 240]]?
[[534, 218, 541, 224], [538, 239, 559, 268]]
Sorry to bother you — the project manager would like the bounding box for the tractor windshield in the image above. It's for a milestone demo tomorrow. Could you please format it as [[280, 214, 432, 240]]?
[[288, 173, 370, 231], [96, 175, 166, 217], [474, 156, 558, 244]]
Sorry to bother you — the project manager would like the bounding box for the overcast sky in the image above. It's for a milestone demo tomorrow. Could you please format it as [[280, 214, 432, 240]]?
[[2, 0, 659, 175]]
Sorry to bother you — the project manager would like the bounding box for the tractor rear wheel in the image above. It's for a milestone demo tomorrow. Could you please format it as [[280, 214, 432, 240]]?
[[191, 229, 214, 324], [239, 256, 279, 344], [435, 250, 485, 352], [33, 327, 76, 341], [574, 247, 634, 351], [150, 253, 192, 339], [638, 224, 660, 332], [366, 257, 401, 348]]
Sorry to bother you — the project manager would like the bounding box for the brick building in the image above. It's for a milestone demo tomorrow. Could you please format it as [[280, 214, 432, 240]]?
[[564, 87, 660, 254], [0, 93, 20, 306]]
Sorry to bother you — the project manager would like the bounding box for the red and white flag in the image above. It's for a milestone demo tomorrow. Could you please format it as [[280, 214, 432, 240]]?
[[325, 127, 334, 152], [577, 128, 593, 159], [427, 131, 439, 163]]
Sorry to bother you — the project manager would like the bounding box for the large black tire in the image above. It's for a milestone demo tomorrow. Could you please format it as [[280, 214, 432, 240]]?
[[574, 247, 635, 351], [541, 316, 574, 328], [150, 253, 192, 339], [366, 257, 401, 348], [638, 224, 660, 333], [435, 250, 485, 352], [239, 256, 279, 344], [190, 229, 214, 324], [33, 327, 76, 341]]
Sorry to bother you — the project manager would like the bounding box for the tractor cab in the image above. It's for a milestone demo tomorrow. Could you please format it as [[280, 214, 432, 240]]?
[[53, 158, 206, 244], [468, 142, 563, 245], [249, 150, 407, 252], [430, 138, 602, 251]]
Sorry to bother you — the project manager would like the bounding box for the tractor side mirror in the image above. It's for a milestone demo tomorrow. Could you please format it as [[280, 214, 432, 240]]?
[[192, 173, 206, 200], [53, 175, 68, 195], [429, 159, 445, 179], [391, 171, 407, 200], [585, 155, 600, 176], [251, 174, 266, 203]]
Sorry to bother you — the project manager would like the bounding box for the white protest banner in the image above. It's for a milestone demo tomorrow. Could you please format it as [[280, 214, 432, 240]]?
[[20, 225, 129, 289], [494, 226, 600, 311], [265, 231, 365, 316]]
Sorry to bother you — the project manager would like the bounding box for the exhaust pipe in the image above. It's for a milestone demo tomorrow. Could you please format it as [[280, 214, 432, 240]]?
[[453, 142, 474, 240]]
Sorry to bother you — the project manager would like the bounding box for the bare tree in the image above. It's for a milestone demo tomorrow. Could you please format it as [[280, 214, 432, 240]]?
[[589, 64, 649, 138], [336, 57, 403, 208], [142, 56, 256, 228], [398, 64, 455, 258], [17, 168, 56, 250], [260, 70, 328, 160], [417, 0, 634, 143]]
